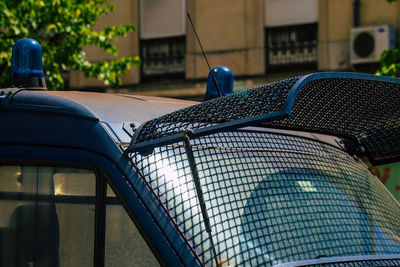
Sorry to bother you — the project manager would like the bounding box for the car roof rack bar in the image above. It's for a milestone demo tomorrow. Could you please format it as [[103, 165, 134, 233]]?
[[127, 109, 288, 154]]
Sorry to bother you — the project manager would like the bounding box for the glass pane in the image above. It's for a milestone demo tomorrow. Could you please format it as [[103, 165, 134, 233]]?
[[105, 185, 159, 267], [0, 165, 96, 267]]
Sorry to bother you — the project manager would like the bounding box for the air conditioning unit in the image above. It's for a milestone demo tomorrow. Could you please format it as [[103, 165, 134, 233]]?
[[350, 25, 396, 64]]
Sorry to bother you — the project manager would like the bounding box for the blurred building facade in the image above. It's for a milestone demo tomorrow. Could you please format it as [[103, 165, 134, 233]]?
[[70, 0, 400, 88]]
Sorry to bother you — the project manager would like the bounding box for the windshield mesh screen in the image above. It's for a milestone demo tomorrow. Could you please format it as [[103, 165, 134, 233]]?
[[129, 130, 400, 266]]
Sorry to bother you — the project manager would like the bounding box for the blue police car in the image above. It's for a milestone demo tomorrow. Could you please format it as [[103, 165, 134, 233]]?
[[1, 39, 400, 267]]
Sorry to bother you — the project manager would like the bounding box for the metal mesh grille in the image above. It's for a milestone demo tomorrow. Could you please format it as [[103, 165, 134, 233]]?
[[130, 74, 400, 164], [286, 258, 400, 266], [267, 78, 400, 164], [133, 77, 300, 142], [129, 129, 400, 266]]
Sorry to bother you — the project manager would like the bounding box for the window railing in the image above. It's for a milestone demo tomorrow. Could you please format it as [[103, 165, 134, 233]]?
[[140, 36, 185, 80], [266, 23, 318, 70]]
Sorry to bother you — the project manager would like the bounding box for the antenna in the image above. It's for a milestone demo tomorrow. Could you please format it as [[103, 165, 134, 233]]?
[[187, 12, 222, 97]]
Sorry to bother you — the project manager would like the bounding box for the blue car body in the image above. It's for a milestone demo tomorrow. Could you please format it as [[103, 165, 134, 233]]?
[[1, 71, 400, 267]]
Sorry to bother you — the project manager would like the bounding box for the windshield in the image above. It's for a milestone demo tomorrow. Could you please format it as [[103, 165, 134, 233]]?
[[130, 129, 400, 266]]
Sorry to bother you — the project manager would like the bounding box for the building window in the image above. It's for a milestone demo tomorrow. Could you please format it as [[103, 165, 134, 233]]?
[[266, 23, 317, 71], [140, 0, 186, 80], [140, 36, 185, 80]]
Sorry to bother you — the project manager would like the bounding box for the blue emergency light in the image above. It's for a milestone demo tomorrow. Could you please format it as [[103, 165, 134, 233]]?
[[204, 66, 233, 101], [10, 38, 46, 89]]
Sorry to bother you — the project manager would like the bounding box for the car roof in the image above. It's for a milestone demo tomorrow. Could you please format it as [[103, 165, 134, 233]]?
[[48, 91, 197, 123], [1, 88, 344, 146], [1, 87, 344, 151], [2, 89, 197, 124]]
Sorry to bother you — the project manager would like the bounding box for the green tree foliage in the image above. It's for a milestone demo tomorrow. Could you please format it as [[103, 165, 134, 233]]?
[[377, 0, 399, 77], [0, 0, 140, 89], [377, 49, 400, 77]]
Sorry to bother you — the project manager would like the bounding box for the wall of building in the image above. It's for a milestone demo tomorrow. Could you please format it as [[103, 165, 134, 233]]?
[[318, 0, 400, 71], [318, 0, 353, 71], [70, 0, 139, 88], [70, 0, 400, 88], [360, 0, 400, 27], [185, 0, 265, 79]]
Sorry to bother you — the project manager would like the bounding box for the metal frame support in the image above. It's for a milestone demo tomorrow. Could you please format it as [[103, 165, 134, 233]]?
[[182, 129, 220, 267]]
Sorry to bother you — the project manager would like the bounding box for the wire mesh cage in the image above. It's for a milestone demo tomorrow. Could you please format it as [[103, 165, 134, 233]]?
[[127, 73, 400, 266], [129, 73, 400, 165], [282, 257, 400, 267], [267, 77, 400, 164], [129, 129, 400, 266]]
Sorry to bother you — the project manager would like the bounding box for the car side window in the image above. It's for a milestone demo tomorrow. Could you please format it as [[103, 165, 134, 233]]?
[[0, 165, 160, 267], [105, 185, 160, 266], [0, 165, 96, 267]]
